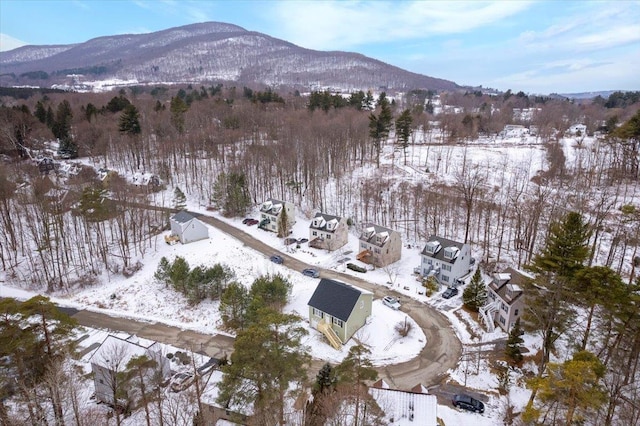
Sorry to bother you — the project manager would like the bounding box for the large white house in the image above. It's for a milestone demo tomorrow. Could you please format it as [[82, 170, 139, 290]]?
[[420, 235, 473, 286], [258, 198, 295, 235]]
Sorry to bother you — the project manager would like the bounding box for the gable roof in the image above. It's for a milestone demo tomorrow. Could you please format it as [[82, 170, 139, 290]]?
[[490, 267, 529, 305], [310, 212, 343, 231], [421, 235, 465, 264], [89, 334, 160, 369], [359, 223, 397, 247], [260, 198, 288, 215], [308, 279, 363, 322], [171, 210, 197, 224], [369, 387, 437, 426]]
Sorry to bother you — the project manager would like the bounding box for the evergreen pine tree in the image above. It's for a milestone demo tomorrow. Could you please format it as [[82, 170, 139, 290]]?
[[277, 204, 289, 238], [173, 187, 187, 210], [313, 363, 337, 395], [505, 318, 525, 366], [462, 268, 487, 312]]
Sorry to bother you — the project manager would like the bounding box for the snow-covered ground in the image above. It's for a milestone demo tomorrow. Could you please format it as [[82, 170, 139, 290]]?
[[5, 130, 623, 425]]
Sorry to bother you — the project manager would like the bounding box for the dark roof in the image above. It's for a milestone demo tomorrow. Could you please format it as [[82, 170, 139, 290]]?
[[309, 212, 343, 232], [421, 235, 464, 264], [490, 267, 528, 305], [308, 278, 362, 322], [171, 210, 196, 223], [359, 223, 396, 247]]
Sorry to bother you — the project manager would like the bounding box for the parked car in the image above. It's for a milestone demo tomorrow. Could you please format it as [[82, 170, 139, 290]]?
[[284, 237, 297, 245], [270, 255, 284, 264], [242, 218, 251, 224], [246, 219, 259, 226], [297, 238, 309, 244], [382, 296, 401, 310], [347, 263, 367, 273], [170, 372, 195, 392], [302, 268, 320, 278], [452, 394, 485, 413], [442, 287, 459, 299]]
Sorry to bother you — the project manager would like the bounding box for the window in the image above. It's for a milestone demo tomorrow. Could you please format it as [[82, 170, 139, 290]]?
[[442, 264, 451, 271], [501, 303, 507, 312], [514, 309, 519, 316], [499, 316, 506, 325], [261, 214, 266, 219], [332, 317, 343, 327], [375, 248, 381, 254], [312, 308, 324, 318], [313, 231, 317, 236], [442, 275, 449, 282], [327, 234, 331, 239], [361, 242, 367, 249]]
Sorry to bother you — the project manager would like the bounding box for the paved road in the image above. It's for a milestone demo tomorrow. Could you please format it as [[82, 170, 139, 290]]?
[[196, 213, 462, 389], [61, 209, 461, 390]]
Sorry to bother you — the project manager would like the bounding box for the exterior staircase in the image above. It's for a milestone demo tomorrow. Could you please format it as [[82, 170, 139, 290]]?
[[480, 300, 501, 333], [317, 319, 342, 350]]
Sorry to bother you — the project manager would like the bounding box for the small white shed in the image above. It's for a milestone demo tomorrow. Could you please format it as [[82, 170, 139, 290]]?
[[170, 211, 209, 244]]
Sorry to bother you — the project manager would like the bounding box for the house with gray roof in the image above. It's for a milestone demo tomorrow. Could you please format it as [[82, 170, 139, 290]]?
[[309, 212, 348, 251], [420, 235, 473, 286], [258, 198, 295, 236], [357, 223, 402, 267], [483, 267, 528, 332], [169, 211, 209, 244], [308, 278, 372, 348]]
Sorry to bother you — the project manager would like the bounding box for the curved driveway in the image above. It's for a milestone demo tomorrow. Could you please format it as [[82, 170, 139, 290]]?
[[197, 213, 462, 389]]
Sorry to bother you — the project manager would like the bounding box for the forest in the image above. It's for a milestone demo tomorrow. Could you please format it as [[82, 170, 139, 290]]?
[[0, 84, 639, 425]]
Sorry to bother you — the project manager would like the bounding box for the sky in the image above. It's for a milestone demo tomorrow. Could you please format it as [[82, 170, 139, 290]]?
[[0, 0, 639, 94]]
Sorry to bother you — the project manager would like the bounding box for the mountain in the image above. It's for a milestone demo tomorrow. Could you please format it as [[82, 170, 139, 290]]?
[[0, 22, 458, 92]]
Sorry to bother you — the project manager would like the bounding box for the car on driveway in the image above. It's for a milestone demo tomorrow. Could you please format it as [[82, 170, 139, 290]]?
[[452, 394, 485, 413], [442, 287, 459, 299], [382, 296, 401, 310], [270, 255, 284, 264], [170, 372, 195, 392], [246, 219, 259, 226], [302, 268, 320, 278]]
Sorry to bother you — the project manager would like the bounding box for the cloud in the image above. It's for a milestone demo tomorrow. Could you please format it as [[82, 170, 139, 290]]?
[[0, 33, 28, 52], [269, 0, 533, 50]]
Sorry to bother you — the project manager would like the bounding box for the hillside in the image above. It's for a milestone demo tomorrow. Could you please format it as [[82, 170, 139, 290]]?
[[0, 21, 458, 92]]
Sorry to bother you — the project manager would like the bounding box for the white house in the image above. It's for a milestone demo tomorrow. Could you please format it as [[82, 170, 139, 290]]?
[[89, 335, 170, 406], [258, 198, 295, 235], [169, 211, 209, 244], [420, 235, 473, 286]]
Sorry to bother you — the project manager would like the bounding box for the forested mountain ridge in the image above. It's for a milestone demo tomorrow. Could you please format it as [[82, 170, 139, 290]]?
[[0, 21, 459, 92]]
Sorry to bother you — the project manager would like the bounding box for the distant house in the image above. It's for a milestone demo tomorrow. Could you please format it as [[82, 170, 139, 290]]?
[[482, 267, 528, 332], [169, 211, 209, 244], [369, 381, 438, 426], [420, 235, 473, 286], [258, 198, 295, 235], [37, 157, 55, 174], [308, 278, 372, 348], [309, 212, 348, 251], [566, 124, 587, 136], [357, 223, 402, 268], [89, 335, 170, 406]]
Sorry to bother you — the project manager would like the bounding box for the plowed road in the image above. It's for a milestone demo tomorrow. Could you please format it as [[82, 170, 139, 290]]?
[[63, 210, 462, 390]]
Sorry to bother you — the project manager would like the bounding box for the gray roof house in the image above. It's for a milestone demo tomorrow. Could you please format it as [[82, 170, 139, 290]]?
[[369, 380, 438, 426], [420, 235, 473, 286], [169, 211, 209, 244], [482, 267, 528, 332], [309, 212, 348, 251], [258, 198, 295, 235], [357, 223, 402, 268], [89, 335, 170, 406], [308, 279, 372, 348]]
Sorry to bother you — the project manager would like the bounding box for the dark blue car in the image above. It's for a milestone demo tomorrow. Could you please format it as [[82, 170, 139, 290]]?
[[270, 255, 284, 264]]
